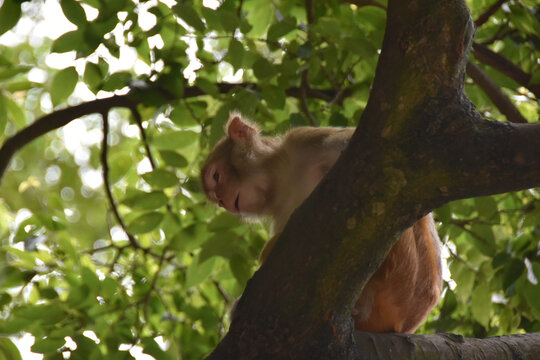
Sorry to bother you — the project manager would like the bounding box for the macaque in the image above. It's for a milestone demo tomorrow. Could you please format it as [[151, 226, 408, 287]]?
[[201, 112, 442, 333]]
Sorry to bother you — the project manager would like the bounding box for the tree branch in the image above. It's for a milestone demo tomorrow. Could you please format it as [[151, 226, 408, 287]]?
[[472, 42, 540, 98], [0, 84, 350, 183], [354, 331, 540, 359], [475, 0, 506, 27], [100, 111, 141, 250], [466, 61, 528, 123]]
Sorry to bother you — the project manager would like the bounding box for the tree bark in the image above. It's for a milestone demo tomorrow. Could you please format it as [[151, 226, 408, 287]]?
[[353, 332, 540, 359], [206, 0, 540, 358]]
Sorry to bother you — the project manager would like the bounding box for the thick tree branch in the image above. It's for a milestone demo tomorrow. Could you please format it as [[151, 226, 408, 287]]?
[[466, 61, 528, 123], [354, 331, 540, 359], [472, 42, 540, 98], [0, 84, 349, 183]]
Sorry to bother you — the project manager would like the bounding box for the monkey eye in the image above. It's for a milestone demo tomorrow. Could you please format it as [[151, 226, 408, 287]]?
[[213, 170, 220, 183]]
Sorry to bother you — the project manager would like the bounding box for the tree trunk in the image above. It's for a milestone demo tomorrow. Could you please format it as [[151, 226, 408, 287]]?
[[206, 0, 540, 358]]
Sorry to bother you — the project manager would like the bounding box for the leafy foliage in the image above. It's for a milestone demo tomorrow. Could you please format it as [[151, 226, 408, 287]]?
[[0, 0, 538, 358]]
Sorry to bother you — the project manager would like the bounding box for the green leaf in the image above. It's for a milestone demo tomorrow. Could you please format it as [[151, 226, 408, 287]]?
[[218, 9, 239, 32], [195, 77, 219, 96], [169, 105, 197, 127], [0, 338, 22, 360], [151, 130, 198, 150], [15, 304, 65, 324], [253, 57, 276, 80], [173, 4, 205, 32], [123, 190, 169, 210], [82, 267, 101, 293], [267, 17, 296, 42], [52, 30, 84, 53], [185, 256, 217, 288], [102, 71, 132, 91], [474, 196, 498, 219], [60, 0, 87, 27], [0, 65, 32, 80], [469, 224, 496, 257], [3, 80, 39, 92], [31, 336, 65, 355], [227, 39, 244, 71], [169, 223, 208, 252], [84, 62, 104, 92], [230, 253, 252, 287], [142, 169, 178, 189], [127, 212, 164, 234], [471, 282, 491, 328], [0, 0, 22, 36], [3, 96, 26, 128], [108, 152, 132, 183], [502, 259, 525, 290], [50, 67, 78, 106], [141, 338, 173, 360], [0, 293, 12, 307], [208, 212, 241, 231], [449, 261, 475, 302], [523, 282, 540, 313], [261, 85, 285, 109], [199, 231, 238, 262], [159, 150, 188, 168]]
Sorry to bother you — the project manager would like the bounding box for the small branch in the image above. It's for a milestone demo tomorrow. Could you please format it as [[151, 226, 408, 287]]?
[[472, 42, 540, 98], [299, 73, 316, 126], [466, 61, 528, 123], [130, 106, 156, 169], [475, 0, 506, 27], [0, 84, 350, 184], [101, 111, 142, 250]]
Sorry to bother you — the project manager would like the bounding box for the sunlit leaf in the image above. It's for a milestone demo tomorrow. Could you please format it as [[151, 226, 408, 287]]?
[[142, 169, 178, 189], [50, 67, 78, 106], [159, 150, 188, 168], [185, 256, 218, 288], [123, 190, 169, 210], [0, 0, 21, 36], [60, 0, 87, 27], [173, 4, 205, 32], [471, 283, 491, 328], [151, 130, 198, 150], [127, 212, 164, 234]]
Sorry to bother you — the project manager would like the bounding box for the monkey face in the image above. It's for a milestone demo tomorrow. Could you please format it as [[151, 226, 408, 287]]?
[[201, 114, 275, 216]]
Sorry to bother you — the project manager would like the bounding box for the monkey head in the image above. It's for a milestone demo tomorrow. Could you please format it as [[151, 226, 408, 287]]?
[[201, 114, 280, 216]]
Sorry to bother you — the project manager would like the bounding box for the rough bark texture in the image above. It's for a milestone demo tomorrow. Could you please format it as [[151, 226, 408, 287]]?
[[206, 0, 540, 358], [353, 332, 540, 359]]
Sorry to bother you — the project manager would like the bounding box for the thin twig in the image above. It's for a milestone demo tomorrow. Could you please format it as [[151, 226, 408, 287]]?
[[466, 62, 528, 123], [101, 111, 142, 249], [130, 106, 156, 169]]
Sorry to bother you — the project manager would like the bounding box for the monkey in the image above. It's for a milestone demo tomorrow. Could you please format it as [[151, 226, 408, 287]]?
[[201, 112, 442, 333]]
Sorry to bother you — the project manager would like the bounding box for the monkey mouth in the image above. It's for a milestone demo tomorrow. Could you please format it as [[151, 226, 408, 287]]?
[[235, 194, 240, 212]]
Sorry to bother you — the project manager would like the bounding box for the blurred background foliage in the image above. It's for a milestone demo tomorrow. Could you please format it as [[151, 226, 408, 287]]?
[[0, 0, 538, 358]]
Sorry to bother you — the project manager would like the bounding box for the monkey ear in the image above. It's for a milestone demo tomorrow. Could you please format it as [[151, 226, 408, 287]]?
[[227, 115, 256, 144]]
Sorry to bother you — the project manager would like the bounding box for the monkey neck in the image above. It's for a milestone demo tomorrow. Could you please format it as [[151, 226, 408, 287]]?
[[266, 143, 337, 234]]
